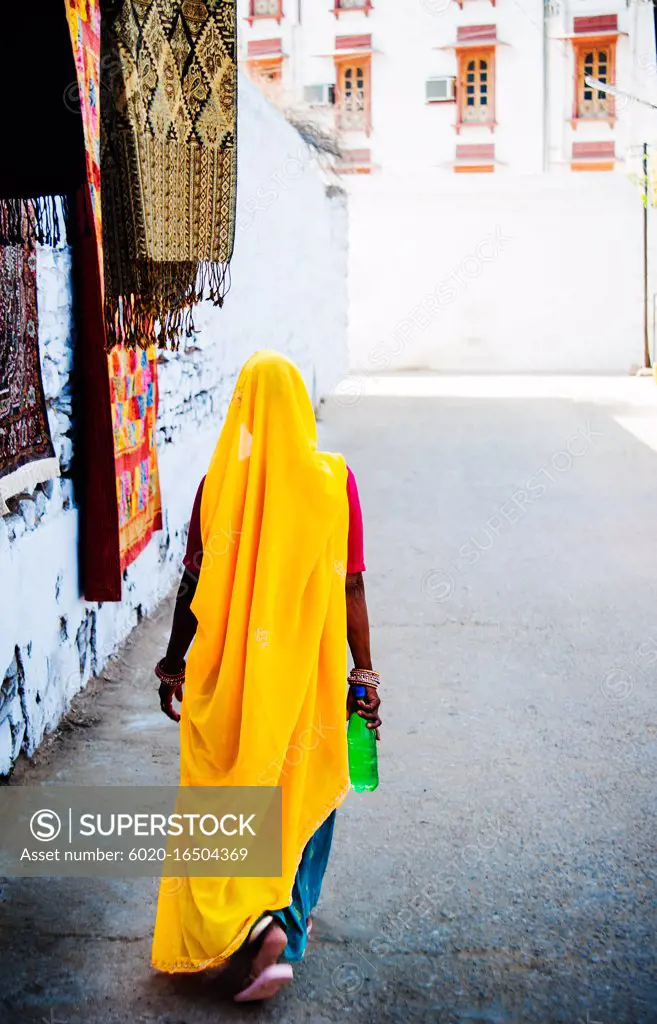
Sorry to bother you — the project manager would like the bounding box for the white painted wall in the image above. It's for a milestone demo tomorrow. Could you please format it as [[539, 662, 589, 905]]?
[[0, 76, 348, 775], [348, 171, 649, 373], [240, 0, 657, 372]]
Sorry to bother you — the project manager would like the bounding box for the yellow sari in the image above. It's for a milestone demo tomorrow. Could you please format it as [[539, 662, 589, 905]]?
[[152, 351, 350, 972]]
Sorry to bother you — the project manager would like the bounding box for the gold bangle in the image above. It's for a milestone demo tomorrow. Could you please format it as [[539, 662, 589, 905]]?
[[348, 669, 380, 688]]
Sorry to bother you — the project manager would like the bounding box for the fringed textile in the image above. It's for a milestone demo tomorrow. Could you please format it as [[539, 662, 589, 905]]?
[[0, 198, 70, 250], [100, 0, 238, 349], [0, 239, 59, 516], [109, 345, 163, 569]]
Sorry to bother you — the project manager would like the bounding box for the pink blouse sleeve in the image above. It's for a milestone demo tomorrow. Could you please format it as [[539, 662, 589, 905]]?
[[346, 466, 366, 574]]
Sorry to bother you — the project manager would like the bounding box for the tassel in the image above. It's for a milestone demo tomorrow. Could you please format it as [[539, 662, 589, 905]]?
[[103, 260, 232, 351], [0, 196, 70, 247]]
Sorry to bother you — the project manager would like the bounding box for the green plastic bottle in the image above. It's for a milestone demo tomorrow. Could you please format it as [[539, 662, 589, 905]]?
[[347, 684, 379, 792]]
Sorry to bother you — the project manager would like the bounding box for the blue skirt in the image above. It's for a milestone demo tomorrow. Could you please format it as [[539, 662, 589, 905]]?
[[270, 810, 336, 963]]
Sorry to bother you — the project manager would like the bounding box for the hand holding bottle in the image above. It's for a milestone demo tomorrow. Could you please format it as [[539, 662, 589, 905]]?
[[346, 683, 381, 739]]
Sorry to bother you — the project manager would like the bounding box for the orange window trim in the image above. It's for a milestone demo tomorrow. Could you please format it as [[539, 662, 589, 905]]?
[[246, 56, 283, 81], [454, 164, 494, 173], [456, 46, 496, 132], [335, 54, 372, 135], [571, 161, 614, 171], [338, 164, 373, 174], [571, 36, 617, 126]]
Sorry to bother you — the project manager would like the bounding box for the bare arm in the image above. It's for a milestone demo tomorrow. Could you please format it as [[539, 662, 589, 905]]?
[[163, 570, 199, 671], [346, 571, 372, 668], [346, 572, 381, 735], [158, 570, 199, 722]]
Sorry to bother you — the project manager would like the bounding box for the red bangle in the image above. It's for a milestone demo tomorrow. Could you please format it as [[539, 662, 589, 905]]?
[[155, 659, 186, 687]]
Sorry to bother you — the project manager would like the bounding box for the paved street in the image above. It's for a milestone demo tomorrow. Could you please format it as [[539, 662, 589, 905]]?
[[2, 376, 657, 1024]]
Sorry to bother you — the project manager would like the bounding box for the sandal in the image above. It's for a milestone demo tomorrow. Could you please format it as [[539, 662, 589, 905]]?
[[227, 915, 293, 1003], [234, 963, 293, 1002]]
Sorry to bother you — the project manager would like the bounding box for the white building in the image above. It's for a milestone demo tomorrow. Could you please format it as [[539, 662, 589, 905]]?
[[239, 0, 657, 372]]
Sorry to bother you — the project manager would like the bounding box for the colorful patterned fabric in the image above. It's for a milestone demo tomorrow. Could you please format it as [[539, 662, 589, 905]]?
[[109, 346, 162, 570], [100, 0, 238, 348], [0, 239, 59, 515], [68, 4, 165, 591], [65, 0, 103, 283]]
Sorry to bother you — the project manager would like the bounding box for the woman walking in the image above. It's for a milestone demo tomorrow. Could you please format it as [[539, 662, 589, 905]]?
[[152, 350, 381, 1001]]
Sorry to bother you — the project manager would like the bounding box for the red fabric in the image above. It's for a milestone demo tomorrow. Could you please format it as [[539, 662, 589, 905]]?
[[109, 345, 163, 573], [72, 185, 122, 601], [183, 465, 366, 579]]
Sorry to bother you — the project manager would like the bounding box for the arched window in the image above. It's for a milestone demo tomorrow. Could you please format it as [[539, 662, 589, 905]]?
[[576, 45, 613, 119], [457, 48, 495, 126], [336, 59, 371, 132]]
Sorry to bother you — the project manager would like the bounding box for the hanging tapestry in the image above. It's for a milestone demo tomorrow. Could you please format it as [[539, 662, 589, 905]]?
[[66, 0, 104, 283], [0, 5, 86, 245], [0, 240, 59, 515], [109, 345, 163, 570], [100, 0, 238, 349]]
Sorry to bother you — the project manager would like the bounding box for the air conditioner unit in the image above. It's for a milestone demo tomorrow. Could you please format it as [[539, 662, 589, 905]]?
[[426, 77, 456, 103], [304, 83, 336, 107]]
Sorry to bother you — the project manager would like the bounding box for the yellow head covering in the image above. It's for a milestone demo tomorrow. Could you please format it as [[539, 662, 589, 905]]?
[[152, 350, 350, 972]]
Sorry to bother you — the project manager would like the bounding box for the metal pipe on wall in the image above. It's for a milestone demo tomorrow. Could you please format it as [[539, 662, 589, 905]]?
[[542, 0, 549, 172]]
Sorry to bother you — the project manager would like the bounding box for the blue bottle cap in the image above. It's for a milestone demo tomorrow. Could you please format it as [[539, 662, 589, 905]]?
[[350, 683, 367, 698]]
